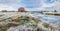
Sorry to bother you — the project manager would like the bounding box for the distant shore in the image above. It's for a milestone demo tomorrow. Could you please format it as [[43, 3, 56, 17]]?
[[43, 12, 60, 16]]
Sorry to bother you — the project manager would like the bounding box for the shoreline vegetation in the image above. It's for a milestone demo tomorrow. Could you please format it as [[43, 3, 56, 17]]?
[[0, 12, 58, 31], [43, 12, 60, 16], [0, 11, 60, 16], [0, 12, 59, 31], [0, 7, 59, 31]]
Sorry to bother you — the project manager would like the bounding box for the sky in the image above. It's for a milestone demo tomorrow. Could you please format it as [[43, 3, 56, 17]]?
[[0, 0, 60, 11]]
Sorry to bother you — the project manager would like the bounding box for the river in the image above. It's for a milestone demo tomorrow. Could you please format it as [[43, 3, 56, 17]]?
[[0, 12, 60, 28]]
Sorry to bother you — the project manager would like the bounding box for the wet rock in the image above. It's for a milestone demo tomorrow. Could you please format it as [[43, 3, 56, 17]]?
[[12, 18, 20, 22]]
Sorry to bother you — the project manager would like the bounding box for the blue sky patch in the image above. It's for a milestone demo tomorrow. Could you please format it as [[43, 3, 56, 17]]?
[[45, 0, 55, 4], [21, 0, 41, 8]]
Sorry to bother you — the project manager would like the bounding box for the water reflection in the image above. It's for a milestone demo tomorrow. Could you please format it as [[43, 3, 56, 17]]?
[[0, 12, 60, 26], [32, 13, 60, 24]]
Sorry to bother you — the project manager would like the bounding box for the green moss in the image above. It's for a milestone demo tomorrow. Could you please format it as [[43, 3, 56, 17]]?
[[0, 27, 9, 31], [18, 16, 23, 19]]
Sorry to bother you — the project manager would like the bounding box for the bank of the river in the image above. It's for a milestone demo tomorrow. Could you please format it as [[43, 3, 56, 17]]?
[[0, 12, 60, 31]]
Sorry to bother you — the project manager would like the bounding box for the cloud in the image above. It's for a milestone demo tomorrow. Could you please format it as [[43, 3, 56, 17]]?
[[0, 4, 26, 11], [0, 0, 22, 4], [0, 0, 25, 11], [0, 0, 60, 11], [25, 0, 59, 11], [0, 4, 16, 11]]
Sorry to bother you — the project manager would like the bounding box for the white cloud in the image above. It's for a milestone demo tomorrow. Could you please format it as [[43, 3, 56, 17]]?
[[0, 0, 60, 11], [0, 4, 16, 11]]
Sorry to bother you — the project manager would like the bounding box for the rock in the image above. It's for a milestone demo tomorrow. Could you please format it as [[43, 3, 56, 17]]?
[[12, 18, 20, 22]]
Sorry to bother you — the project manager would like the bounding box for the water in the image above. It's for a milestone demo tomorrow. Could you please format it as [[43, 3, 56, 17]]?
[[0, 12, 60, 27], [32, 13, 60, 26], [0, 12, 60, 31]]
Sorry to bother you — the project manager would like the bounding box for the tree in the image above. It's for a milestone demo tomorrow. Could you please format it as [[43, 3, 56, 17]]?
[[2, 10, 7, 12], [18, 7, 25, 12], [54, 10, 57, 12]]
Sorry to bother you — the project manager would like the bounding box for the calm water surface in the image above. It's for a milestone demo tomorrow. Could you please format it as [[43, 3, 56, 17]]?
[[0, 12, 60, 26], [32, 13, 60, 25]]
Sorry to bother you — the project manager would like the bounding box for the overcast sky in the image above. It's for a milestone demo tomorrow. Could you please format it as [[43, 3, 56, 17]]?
[[0, 0, 60, 11]]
